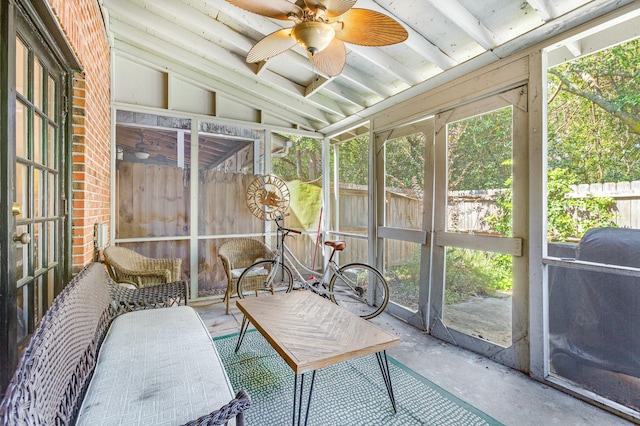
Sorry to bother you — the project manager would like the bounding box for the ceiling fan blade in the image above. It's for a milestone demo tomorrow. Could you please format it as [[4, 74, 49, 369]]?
[[246, 28, 296, 63], [308, 38, 346, 77], [226, 0, 302, 20], [304, 0, 356, 18], [333, 9, 408, 46]]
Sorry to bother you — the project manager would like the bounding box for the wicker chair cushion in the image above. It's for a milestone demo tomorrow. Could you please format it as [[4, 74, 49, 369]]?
[[230, 266, 269, 279], [76, 306, 236, 426], [230, 266, 270, 279]]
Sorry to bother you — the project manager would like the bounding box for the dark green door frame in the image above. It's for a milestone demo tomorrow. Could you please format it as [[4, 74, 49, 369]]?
[[0, 0, 78, 394], [0, 0, 19, 394]]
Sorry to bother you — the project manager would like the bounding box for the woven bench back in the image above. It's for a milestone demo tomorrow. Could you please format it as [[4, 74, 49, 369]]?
[[0, 263, 115, 425]]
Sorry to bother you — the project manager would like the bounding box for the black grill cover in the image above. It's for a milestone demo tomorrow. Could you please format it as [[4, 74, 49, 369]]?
[[549, 227, 640, 377]]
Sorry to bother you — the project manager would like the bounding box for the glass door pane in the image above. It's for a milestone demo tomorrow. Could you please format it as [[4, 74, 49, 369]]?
[[13, 24, 66, 344]]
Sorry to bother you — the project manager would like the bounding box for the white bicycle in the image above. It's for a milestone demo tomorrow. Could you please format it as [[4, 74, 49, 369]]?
[[236, 215, 389, 319]]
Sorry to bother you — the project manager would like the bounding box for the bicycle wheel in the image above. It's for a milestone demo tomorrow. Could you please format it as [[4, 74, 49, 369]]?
[[329, 262, 389, 319], [236, 259, 293, 299]]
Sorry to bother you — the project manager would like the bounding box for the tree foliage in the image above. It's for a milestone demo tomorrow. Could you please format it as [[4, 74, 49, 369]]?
[[272, 134, 322, 182], [447, 108, 513, 191], [546, 169, 617, 241], [385, 133, 426, 192], [548, 39, 640, 183], [335, 136, 369, 185], [271, 40, 639, 244]]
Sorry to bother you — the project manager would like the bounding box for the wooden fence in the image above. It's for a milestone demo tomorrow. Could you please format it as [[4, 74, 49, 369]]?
[[116, 161, 640, 296], [117, 165, 320, 296], [448, 182, 640, 232]]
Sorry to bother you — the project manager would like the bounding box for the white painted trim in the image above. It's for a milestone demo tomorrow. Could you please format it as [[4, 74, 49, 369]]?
[[322, 136, 331, 266], [528, 50, 547, 381], [378, 226, 427, 245], [435, 232, 523, 257], [189, 119, 199, 299], [112, 101, 322, 140]]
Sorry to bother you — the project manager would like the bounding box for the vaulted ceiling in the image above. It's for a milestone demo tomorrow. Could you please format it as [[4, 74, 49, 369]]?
[[101, 0, 636, 135]]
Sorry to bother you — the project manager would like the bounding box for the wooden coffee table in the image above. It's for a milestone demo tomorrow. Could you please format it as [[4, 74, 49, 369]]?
[[235, 290, 400, 426]]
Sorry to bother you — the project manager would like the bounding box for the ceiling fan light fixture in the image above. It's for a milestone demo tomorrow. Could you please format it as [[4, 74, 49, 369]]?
[[292, 21, 335, 56], [134, 151, 150, 160]]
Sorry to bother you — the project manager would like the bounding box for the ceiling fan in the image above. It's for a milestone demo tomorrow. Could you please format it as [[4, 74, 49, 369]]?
[[226, 0, 408, 76], [132, 132, 159, 159]]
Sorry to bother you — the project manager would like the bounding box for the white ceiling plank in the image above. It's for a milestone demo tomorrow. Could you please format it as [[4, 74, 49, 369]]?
[[338, 65, 398, 98], [106, 0, 249, 69], [142, 0, 253, 53], [526, 0, 555, 22], [426, 0, 502, 50], [363, 0, 458, 70], [320, 82, 378, 109], [346, 46, 422, 86], [182, 0, 278, 38], [402, 35, 459, 72]]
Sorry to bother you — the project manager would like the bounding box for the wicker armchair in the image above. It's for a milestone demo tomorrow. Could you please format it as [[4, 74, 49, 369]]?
[[103, 246, 182, 288], [218, 238, 274, 314]]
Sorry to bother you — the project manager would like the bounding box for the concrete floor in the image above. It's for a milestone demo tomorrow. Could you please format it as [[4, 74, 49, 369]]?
[[191, 295, 632, 426]]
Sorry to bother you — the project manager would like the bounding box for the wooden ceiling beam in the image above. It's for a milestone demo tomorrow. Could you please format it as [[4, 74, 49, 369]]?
[[526, 0, 556, 22], [304, 76, 331, 97], [363, 0, 458, 71], [426, 0, 502, 50]]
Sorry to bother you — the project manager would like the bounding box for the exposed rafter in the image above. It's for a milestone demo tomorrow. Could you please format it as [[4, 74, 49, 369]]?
[[526, 0, 556, 22], [426, 0, 502, 50]]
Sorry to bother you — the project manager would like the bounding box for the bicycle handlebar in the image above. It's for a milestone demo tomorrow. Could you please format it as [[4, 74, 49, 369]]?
[[274, 214, 301, 235]]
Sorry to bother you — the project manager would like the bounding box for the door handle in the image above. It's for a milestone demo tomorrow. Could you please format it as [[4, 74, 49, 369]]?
[[13, 233, 31, 245]]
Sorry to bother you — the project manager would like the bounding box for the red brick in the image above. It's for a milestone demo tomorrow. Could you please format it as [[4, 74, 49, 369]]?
[[48, 0, 111, 271]]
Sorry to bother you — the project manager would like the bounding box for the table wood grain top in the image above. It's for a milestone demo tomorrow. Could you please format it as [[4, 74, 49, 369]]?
[[236, 290, 399, 374]]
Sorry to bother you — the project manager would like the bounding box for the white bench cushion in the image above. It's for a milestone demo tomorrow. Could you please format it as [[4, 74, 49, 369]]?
[[76, 306, 235, 425]]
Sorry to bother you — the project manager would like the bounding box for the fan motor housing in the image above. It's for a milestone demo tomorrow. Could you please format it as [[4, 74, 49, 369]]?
[[292, 21, 335, 55]]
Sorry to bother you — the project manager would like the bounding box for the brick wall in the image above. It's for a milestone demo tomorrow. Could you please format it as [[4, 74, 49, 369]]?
[[46, 0, 111, 270]]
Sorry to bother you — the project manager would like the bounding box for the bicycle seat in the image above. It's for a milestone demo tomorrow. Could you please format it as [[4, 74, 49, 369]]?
[[324, 240, 346, 251]]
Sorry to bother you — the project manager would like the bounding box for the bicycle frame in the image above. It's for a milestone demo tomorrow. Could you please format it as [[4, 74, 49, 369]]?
[[240, 215, 390, 319], [270, 216, 338, 292]]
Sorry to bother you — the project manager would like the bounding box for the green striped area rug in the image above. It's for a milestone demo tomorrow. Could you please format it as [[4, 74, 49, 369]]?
[[214, 331, 503, 426]]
